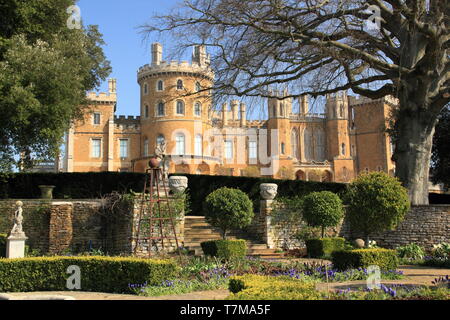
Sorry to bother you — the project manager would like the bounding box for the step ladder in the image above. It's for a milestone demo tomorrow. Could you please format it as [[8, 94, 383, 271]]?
[[133, 167, 180, 256]]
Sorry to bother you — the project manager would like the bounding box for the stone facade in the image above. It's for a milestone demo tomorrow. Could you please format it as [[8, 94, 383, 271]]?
[[339, 205, 450, 250], [64, 43, 397, 183]]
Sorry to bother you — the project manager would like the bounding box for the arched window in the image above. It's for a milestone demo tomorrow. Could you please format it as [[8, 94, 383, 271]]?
[[176, 101, 185, 115], [281, 142, 286, 155], [341, 143, 346, 156], [194, 102, 201, 117], [304, 128, 313, 161], [195, 135, 203, 156], [156, 134, 165, 147], [143, 138, 149, 156], [175, 134, 185, 155], [195, 82, 201, 92], [143, 83, 148, 95], [291, 129, 298, 159], [157, 102, 165, 116], [144, 105, 149, 118], [157, 80, 164, 91], [280, 103, 285, 117], [315, 129, 326, 161], [177, 79, 184, 90]]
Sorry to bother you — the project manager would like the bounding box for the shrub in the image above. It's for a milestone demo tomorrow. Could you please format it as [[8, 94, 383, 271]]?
[[302, 191, 344, 237], [0, 233, 6, 258], [227, 274, 321, 300], [345, 172, 410, 246], [0, 256, 178, 293], [203, 187, 253, 239], [431, 242, 450, 259], [201, 240, 247, 260], [306, 238, 345, 258], [332, 249, 399, 271], [396, 243, 425, 261]]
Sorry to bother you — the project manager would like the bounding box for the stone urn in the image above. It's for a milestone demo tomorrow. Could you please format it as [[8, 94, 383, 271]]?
[[148, 157, 160, 168], [38, 185, 55, 200], [168, 176, 188, 194], [260, 183, 278, 200]]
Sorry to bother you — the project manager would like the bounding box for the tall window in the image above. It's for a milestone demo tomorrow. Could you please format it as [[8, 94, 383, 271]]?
[[249, 141, 257, 159], [144, 139, 149, 156], [195, 135, 203, 156], [194, 102, 201, 116], [119, 139, 128, 158], [315, 129, 325, 161], [195, 82, 201, 92], [281, 143, 286, 155], [304, 128, 313, 161], [291, 129, 298, 159], [91, 139, 101, 158], [156, 134, 165, 147], [176, 101, 185, 115], [93, 113, 101, 125], [143, 83, 148, 95], [341, 143, 346, 156], [157, 80, 164, 91], [175, 134, 185, 155], [144, 105, 149, 118], [157, 102, 165, 116], [224, 140, 233, 159], [177, 79, 184, 90]]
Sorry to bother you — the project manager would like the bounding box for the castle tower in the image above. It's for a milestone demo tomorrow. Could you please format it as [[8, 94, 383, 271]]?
[[135, 43, 215, 173], [325, 92, 354, 182]]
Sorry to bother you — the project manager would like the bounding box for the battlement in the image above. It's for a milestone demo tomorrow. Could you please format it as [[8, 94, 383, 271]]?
[[290, 113, 326, 121], [137, 61, 214, 80], [86, 91, 117, 103], [349, 95, 399, 107], [114, 115, 141, 123]]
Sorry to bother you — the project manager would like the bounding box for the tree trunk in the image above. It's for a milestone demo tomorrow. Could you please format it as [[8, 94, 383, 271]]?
[[393, 108, 438, 205]]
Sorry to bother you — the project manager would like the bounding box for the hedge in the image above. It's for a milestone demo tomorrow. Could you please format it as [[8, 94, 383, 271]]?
[[0, 234, 6, 258], [201, 240, 247, 260], [227, 275, 321, 300], [306, 237, 345, 258], [332, 249, 399, 271], [0, 256, 178, 293]]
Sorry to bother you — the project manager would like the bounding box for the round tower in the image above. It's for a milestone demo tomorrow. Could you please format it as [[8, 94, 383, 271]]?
[[134, 43, 215, 173]]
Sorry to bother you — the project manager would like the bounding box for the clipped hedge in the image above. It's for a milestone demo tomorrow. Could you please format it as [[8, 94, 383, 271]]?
[[201, 240, 247, 260], [0, 256, 178, 293], [0, 234, 6, 258], [332, 249, 399, 271], [227, 275, 321, 300], [306, 237, 345, 258]]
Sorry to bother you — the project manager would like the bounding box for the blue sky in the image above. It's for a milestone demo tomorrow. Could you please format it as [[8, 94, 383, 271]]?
[[77, 0, 182, 116]]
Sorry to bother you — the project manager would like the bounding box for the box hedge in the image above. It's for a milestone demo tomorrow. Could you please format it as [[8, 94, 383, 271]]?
[[228, 275, 321, 300], [0, 256, 178, 293], [201, 240, 247, 260], [332, 249, 399, 271], [305, 237, 345, 258]]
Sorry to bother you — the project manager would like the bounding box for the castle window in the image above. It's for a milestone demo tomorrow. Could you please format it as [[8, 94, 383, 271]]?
[[195, 82, 201, 92], [144, 139, 149, 156], [93, 113, 101, 125], [351, 145, 355, 157], [194, 102, 201, 117], [195, 135, 203, 156], [291, 129, 298, 159], [157, 80, 164, 91], [143, 83, 148, 95], [224, 140, 233, 159], [272, 105, 276, 117], [156, 134, 165, 148], [119, 139, 128, 158], [249, 141, 257, 159], [339, 103, 344, 118], [304, 128, 313, 161], [157, 102, 165, 116], [91, 139, 101, 158], [280, 103, 285, 117], [315, 129, 326, 161], [144, 105, 149, 118], [281, 142, 286, 155], [175, 134, 185, 155], [177, 80, 184, 90], [176, 101, 185, 115], [341, 143, 346, 156]]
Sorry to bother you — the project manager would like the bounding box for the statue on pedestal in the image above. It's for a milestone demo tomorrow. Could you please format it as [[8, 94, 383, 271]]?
[[155, 141, 169, 181], [11, 201, 24, 236]]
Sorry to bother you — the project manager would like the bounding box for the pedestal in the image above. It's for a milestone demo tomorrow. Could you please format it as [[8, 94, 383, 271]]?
[[6, 234, 28, 259]]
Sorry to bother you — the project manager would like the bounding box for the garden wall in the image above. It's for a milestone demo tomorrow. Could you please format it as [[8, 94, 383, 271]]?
[[339, 205, 450, 250]]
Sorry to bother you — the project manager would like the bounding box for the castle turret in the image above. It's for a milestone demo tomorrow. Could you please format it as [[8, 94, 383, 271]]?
[[151, 43, 162, 65], [300, 95, 309, 115]]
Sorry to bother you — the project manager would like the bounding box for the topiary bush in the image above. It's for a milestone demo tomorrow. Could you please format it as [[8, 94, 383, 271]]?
[[201, 239, 247, 260], [0, 256, 178, 293], [332, 248, 399, 271], [203, 187, 254, 239], [305, 237, 345, 258], [302, 191, 344, 237], [345, 172, 410, 247], [0, 233, 7, 258]]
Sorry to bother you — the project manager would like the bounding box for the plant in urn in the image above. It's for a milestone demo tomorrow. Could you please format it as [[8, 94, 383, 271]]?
[[260, 183, 278, 200]]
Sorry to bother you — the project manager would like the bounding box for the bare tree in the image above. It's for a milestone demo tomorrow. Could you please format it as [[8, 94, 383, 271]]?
[[143, 0, 450, 205]]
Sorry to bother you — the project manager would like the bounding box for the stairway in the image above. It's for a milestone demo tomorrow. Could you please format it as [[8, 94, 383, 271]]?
[[183, 216, 284, 259]]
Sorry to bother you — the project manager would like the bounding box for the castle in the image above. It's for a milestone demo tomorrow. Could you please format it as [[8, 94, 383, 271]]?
[[64, 43, 397, 182]]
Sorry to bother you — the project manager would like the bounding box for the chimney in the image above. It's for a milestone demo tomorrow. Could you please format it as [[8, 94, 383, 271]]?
[[222, 102, 228, 127], [240, 103, 247, 127], [300, 95, 309, 114], [151, 43, 162, 65], [108, 78, 117, 94], [231, 100, 239, 121]]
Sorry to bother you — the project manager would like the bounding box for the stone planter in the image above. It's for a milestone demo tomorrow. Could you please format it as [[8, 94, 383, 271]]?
[[168, 176, 188, 194], [38, 185, 55, 200], [260, 183, 278, 200]]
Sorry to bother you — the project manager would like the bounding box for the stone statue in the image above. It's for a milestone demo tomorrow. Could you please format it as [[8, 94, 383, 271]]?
[[155, 141, 169, 180], [11, 201, 24, 235]]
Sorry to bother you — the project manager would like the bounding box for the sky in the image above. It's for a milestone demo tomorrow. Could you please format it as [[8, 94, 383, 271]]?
[[77, 0, 183, 117]]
